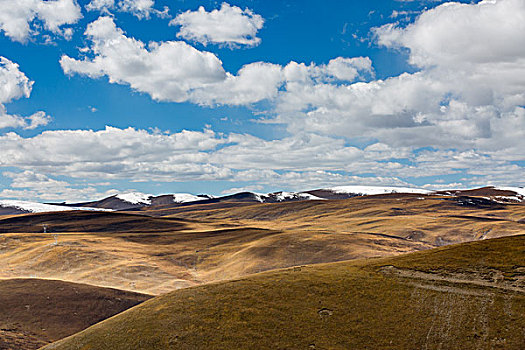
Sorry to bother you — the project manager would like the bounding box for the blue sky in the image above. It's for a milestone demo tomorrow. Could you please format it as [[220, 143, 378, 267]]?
[[0, 0, 524, 201]]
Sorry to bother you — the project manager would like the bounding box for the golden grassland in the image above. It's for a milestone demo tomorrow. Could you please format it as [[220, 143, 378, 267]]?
[[161, 194, 525, 243], [42, 235, 525, 350], [0, 195, 523, 295]]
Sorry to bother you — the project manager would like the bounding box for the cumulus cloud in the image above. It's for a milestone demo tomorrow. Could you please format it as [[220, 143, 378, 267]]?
[[0, 58, 32, 104], [60, 16, 283, 105], [7, 0, 521, 196], [270, 0, 525, 155], [0, 126, 228, 181], [0, 109, 51, 130], [85, 0, 168, 19], [61, 17, 376, 106], [231, 170, 412, 192], [85, 0, 114, 13], [0, 0, 82, 42], [170, 2, 264, 47], [0, 125, 396, 184], [375, 0, 525, 68], [188, 62, 284, 105], [283, 57, 374, 84], [118, 0, 156, 19], [0, 170, 117, 202], [60, 16, 227, 103], [0, 57, 51, 130], [371, 0, 525, 110], [1, 123, 523, 198]]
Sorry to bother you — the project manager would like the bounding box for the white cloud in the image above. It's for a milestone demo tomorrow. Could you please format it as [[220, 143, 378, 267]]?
[[0, 0, 82, 42], [61, 17, 377, 106], [0, 124, 420, 198], [0, 123, 520, 184], [283, 57, 374, 84], [86, 0, 114, 13], [372, 0, 525, 110], [0, 57, 32, 104], [118, 0, 160, 19], [269, 0, 525, 155], [212, 132, 363, 171], [1, 170, 117, 202], [60, 16, 227, 103], [232, 170, 412, 191], [188, 62, 284, 105], [170, 2, 264, 47], [0, 125, 388, 184], [0, 57, 51, 130], [86, 0, 168, 19], [24, 0, 521, 193], [376, 0, 525, 68], [0, 109, 51, 130], [0, 122, 523, 201], [37, 0, 82, 34], [0, 126, 228, 181], [324, 57, 374, 82]]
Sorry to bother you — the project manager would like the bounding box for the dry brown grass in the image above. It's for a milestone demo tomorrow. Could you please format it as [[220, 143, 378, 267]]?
[[42, 235, 525, 350], [162, 194, 525, 244], [0, 195, 523, 295]]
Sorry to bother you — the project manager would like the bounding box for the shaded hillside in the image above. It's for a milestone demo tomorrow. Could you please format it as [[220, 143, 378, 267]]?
[[43, 235, 525, 350], [0, 211, 191, 234], [0, 279, 150, 350]]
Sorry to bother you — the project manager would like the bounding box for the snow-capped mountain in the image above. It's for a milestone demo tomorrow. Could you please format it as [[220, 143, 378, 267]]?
[[60, 192, 215, 211], [115, 192, 212, 205], [2, 185, 523, 215]]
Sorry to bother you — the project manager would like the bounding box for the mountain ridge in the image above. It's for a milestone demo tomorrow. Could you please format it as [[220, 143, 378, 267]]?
[[0, 185, 521, 215]]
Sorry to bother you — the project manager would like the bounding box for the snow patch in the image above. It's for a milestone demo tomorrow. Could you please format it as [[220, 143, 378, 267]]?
[[115, 192, 152, 205], [253, 193, 266, 203], [172, 193, 206, 203], [250, 191, 326, 203], [0, 200, 112, 213], [327, 186, 430, 196], [272, 191, 325, 202], [491, 196, 524, 203], [495, 187, 525, 197]]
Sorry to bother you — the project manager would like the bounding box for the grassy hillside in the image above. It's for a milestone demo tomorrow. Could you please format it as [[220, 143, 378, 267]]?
[[163, 194, 525, 245], [1, 196, 523, 295], [43, 235, 524, 350], [0, 278, 150, 350]]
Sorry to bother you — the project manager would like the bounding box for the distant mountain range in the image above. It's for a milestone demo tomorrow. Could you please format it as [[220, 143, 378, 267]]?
[[0, 185, 524, 215]]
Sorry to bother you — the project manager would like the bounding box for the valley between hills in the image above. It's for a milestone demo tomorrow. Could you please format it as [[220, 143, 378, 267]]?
[[0, 187, 523, 349]]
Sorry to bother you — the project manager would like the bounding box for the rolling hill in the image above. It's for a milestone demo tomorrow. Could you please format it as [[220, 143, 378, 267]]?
[[0, 193, 523, 295], [0, 278, 150, 350], [41, 186, 525, 212], [42, 234, 525, 350]]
